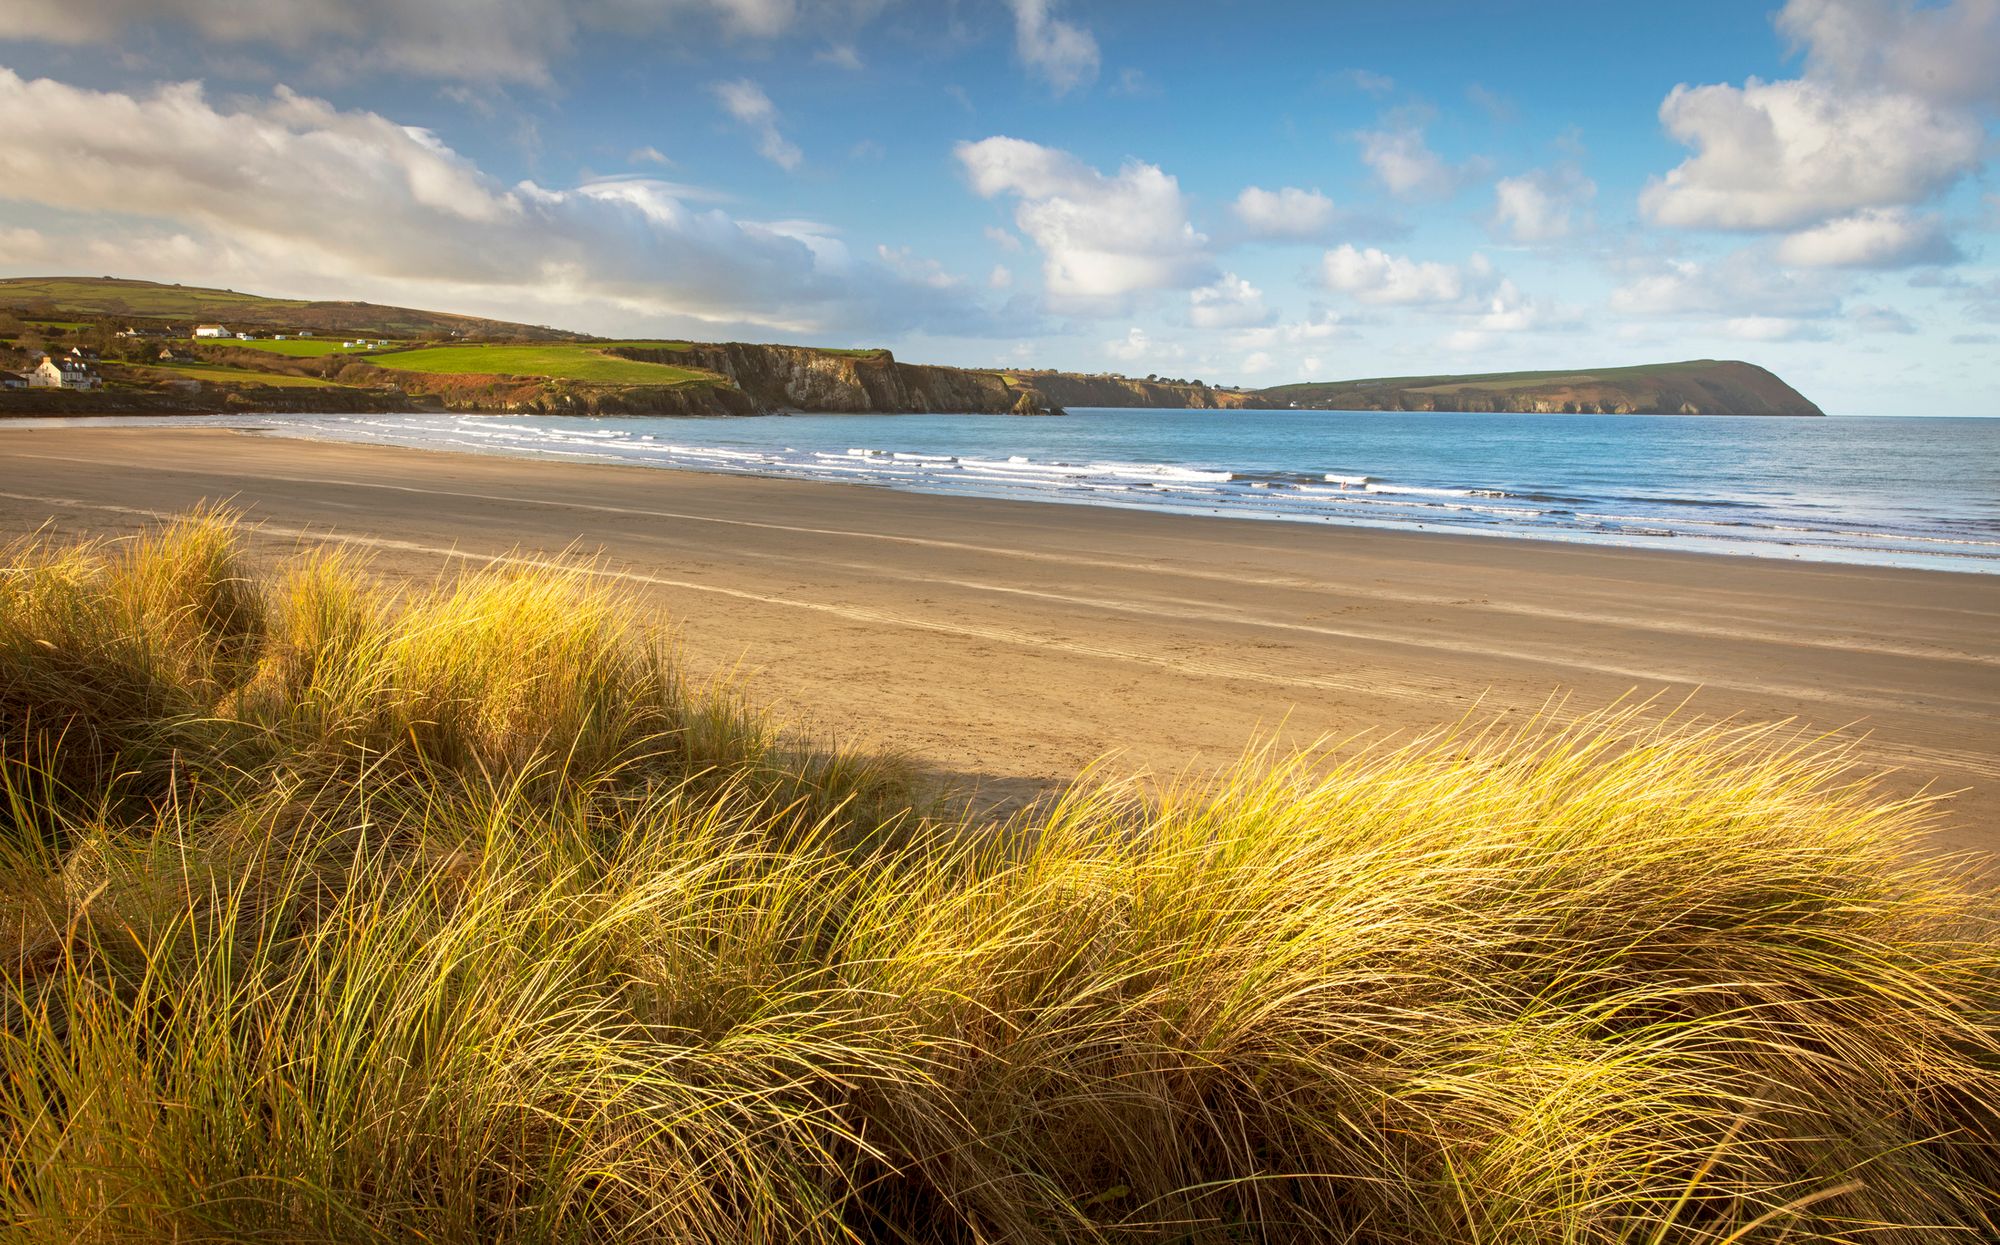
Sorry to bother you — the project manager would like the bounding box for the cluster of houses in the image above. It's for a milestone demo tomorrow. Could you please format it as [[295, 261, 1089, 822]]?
[[196, 323, 384, 349], [0, 346, 102, 391], [2, 319, 397, 393]]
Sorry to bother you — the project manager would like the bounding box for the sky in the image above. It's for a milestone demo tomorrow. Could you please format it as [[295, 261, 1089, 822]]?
[[0, 0, 1995, 415]]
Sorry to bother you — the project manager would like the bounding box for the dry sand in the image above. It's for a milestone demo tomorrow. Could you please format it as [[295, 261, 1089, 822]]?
[[4, 425, 1997, 854]]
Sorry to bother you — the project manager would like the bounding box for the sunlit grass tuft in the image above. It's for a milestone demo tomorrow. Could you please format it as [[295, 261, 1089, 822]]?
[[0, 512, 1994, 1243]]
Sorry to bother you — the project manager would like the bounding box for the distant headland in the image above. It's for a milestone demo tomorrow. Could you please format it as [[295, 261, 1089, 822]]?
[[0, 276, 1821, 418]]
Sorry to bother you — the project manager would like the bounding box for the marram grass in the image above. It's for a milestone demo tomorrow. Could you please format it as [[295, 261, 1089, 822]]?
[[0, 512, 1994, 1243]]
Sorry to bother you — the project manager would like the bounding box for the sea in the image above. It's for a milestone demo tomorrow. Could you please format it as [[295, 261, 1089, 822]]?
[[42, 409, 2000, 574]]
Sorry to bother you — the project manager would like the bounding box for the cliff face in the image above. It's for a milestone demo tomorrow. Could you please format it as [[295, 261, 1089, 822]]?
[[617, 345, 1022, 413], [1025, 374, 1276, 410], [611, 345, 1264, 415], [1263, 361, 1824, 417]]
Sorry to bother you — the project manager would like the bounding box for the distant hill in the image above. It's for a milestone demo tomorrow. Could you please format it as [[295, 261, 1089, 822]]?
[[0, 277, 1823, 418], [1259, 361, 1824, 417], [0, 276, 584, 341]]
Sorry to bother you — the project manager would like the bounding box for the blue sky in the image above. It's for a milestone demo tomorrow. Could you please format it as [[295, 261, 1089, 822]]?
[[0, 0, 1995, 414]]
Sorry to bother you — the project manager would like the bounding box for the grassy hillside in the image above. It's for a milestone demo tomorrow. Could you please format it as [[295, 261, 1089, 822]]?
[[1, 510, 1993, 1243], [0, 276, 582, 340], [369, 342, 720, 385], [1261, 360, 1825, 416]]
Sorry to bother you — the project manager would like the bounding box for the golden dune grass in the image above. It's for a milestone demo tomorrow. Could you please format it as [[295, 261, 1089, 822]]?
[[0, 511, 1994, 1243]]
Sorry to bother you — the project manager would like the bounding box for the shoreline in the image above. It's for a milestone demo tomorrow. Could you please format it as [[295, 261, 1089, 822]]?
[[5, 411, 1990, 576], [3, 424, 1997, 851]]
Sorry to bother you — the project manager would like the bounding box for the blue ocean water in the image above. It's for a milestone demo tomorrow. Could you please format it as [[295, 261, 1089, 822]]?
[[58, 409, 2000, 573]]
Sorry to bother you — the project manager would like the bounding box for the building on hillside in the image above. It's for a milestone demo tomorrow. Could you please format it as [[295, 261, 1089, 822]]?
[[236, 332, 254, 340], [68, 345, 99, 362], [0, 370, 26, 389], [297, 330, 314, 337], [158, 347, 192, 363], [192, 324, 229, 338], [29, 354, 101, 390]]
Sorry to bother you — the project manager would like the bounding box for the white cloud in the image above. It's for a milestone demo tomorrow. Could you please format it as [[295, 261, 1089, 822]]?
[[1230, 310, 1349, 351], [1005, 0, 1099, 96], [628, 145, 674, 167], [712, 78, 803, 171], [1104, 326, 1178, 363], [1188, 273, 1270, 329], [1491, 166, 1595, 242], [1239, 350, 1275, 376], [1642, 78, 1979, 231], [989, 264, 1013, 289], [1473, 279, 1544, 332], [1774, 207, 1960, 268], [1725, 315, 1831, 342], [1356, 118, 1490, 200], [0, 69, 989, 337], [1778, 0, 2000, 108], [874, 244, 960, 289], [984, 225, 1024, 251], [1231, 186, 1338, 241], [956, 136, 1212, 308], [0, 0, 828, 84], [1321, 244, 1475, 305]]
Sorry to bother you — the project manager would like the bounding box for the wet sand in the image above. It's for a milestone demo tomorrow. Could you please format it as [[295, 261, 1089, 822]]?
[[4, 425, 1997, 854]]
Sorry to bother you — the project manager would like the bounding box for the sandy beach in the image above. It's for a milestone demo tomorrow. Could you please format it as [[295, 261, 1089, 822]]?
[[4, 424, 1996, 853]]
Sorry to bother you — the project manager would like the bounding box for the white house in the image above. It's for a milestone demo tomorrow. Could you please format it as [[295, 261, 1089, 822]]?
[[28, 355, 100, 390], [193, 324, 229, 338]]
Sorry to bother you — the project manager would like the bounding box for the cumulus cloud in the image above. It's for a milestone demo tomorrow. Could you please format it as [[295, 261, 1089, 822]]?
[[1491, 166, 1595, 243], [1778, 0, 2000, 107], [1231, 186, 1338, 241], [1774, 207, 1961, 268], [956, 135, 1212, 308], [0, 0, 839, 84], [1321, 245, 1483, 305], [0, 69, 989, 336], [1356, 117, 1491, 200], [1187, 273, 1270, 330], [712, 78, 803, 171], [1005, 0, 1100, 96], [1641, 78, 1980, 231]]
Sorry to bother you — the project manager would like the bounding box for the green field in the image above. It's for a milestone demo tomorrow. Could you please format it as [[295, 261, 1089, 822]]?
[[368, 343, 718, 385], [137, 364, 339, 389], [227, 339, 384, 358]]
